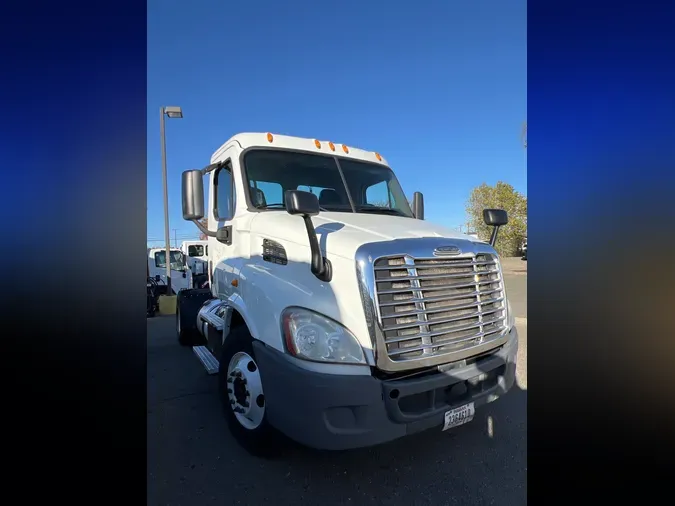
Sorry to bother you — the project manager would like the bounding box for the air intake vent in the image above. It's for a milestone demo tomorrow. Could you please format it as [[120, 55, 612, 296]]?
[[262, 239, 287, 265]]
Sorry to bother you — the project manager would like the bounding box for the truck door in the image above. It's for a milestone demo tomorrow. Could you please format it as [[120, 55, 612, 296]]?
[[210, 155, 238, 299]]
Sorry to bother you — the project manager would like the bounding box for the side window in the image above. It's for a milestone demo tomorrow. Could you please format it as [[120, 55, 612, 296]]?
[[188, 245, 204, 257], [154, 252, 164, 267], [214, 162, 234, 221], [365, 181, 392, 207]]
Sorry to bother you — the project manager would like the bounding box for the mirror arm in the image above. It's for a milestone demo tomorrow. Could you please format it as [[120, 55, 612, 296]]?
[[201, 161, 226, 176], [489, 226, 501, 247], [191, 219, 217, 238], [301, 215, 331, 282]]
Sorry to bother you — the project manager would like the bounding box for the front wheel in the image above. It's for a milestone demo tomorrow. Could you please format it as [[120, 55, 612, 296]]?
[[218, 326, 285, 458]]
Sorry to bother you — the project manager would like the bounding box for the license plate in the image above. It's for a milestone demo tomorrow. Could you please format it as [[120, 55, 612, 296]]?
[[443, 402, 475, 431]]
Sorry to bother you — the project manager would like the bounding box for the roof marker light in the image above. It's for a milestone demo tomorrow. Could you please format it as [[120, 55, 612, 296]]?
[[314, 139, 321, 149], [375, 152, 382, 161], [342, 144, 349, 154], [267, 133, 274, 143], [328, 142, 335, 151]]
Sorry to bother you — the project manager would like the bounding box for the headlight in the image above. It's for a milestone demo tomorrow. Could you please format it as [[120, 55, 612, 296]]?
[[281, 307, 366, 365]]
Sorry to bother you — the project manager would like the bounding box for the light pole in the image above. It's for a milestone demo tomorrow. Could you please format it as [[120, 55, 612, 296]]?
[[160, 106, 183, 295]]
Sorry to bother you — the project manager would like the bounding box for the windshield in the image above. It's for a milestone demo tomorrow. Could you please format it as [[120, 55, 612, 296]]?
[[188, 245, 204, 257], [154, 250, 185, 271], [243, 149, 414, 218]]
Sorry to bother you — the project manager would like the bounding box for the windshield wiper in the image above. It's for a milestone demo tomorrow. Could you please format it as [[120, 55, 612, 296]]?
[[257, 203, 286, 209], [258, 203, 329, 212], [356, 206, 407, 217]]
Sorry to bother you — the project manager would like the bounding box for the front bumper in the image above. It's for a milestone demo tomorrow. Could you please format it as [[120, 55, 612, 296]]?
[[252, 325, 519, 450]]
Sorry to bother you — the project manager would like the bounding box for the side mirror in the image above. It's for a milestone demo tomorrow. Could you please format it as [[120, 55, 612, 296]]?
[[483, 209, 508, 227], [285, 190, 320, 216], [182, 170, 205, 221], [284, 190, 331, 282], [482, 208, 508, 247], [412, 192, 424, 220]]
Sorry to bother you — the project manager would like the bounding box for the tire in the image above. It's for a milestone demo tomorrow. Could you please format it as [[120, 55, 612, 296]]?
[[218, 326, 285, 458]]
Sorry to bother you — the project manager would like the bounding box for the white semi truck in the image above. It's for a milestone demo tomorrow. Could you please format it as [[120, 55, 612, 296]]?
[[176, 132, 518, 456], [179, 240, 209, 288], [146, 247, 192, 294]]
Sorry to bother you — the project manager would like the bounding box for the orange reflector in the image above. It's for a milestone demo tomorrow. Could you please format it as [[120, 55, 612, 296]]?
[[314, 139, 321, 148], [342, 144, 349, 153], [231, 279, 238, 287], [375, 152, 382, 161], [328, 142, 335, 151], [266, 133, 273, 143]]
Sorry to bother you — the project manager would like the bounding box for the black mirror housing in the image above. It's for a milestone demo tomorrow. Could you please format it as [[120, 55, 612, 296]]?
[[412, 192, 424, 220], [483, 208, 508, 247], [283, 190, 330, 282], [483, 209, 508, 227], [285, 190, 320, 216], [182, 170, 205, 221]]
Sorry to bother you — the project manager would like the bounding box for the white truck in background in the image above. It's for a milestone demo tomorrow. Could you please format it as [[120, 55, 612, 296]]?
[[175, 132, 518, 457], [179, 240, 209, 288], [146, 247, 192, 294]]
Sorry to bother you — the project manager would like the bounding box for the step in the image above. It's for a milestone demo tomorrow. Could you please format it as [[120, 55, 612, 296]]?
[[192, 345, 219, 375]]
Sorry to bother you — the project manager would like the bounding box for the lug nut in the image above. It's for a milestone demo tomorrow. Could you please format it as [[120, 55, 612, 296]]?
[[233, 407, 244, 413], [227, 377, 233, 383], [240, 401, 249, 408], [227, 389, 232, 394], [230, 399, 235, 405]]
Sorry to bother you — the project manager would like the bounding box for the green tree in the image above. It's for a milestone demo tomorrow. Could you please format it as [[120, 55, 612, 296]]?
[[466, 182, 527, 256]]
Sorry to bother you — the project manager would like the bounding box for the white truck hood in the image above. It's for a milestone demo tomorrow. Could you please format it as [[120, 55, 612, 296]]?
[[251, 212, 479, 260]]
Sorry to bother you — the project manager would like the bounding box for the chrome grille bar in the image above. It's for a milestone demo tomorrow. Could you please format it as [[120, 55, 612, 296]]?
[[373, 253, 507, 364]]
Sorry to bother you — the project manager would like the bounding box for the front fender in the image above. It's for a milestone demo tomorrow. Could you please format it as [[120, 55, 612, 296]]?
[[226, 292, 260, 340]]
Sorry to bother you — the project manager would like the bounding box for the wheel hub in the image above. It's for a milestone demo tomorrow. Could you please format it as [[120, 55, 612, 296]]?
[[226, 352, 265, 430]]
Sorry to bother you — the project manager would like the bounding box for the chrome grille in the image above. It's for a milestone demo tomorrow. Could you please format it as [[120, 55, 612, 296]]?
[[373, 254, 507, 363]]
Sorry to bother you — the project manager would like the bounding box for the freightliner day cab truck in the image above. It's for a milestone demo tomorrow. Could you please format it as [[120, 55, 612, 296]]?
[[176, 132, 518, 456]]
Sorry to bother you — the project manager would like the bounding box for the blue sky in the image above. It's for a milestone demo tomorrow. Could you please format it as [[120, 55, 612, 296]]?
[[147, 0, 526, 246]]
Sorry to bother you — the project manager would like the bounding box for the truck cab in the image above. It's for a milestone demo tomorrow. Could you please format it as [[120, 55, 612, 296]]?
[[179, 240, 209, 287], [176, 132, 518, 456], [147, 247, 191, 294]]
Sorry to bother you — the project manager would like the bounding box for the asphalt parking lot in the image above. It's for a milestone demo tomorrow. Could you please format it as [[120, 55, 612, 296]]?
[[147, 260, 527, 505]]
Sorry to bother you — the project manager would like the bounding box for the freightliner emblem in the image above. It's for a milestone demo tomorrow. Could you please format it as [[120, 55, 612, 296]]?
[[433, 245, 461, 256]]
